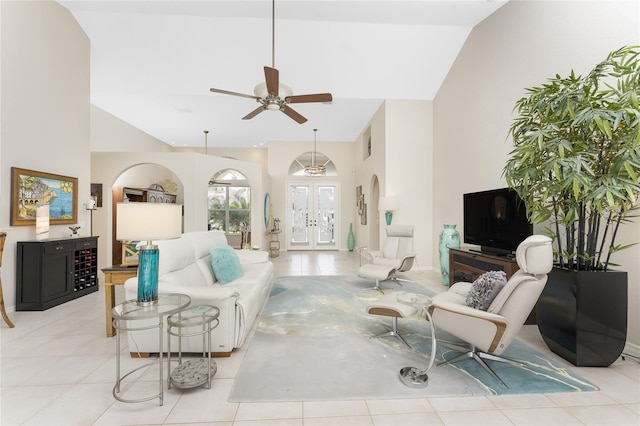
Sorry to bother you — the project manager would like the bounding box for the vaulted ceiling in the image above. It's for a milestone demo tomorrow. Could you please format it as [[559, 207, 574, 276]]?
[[58, 0, 508, 148]]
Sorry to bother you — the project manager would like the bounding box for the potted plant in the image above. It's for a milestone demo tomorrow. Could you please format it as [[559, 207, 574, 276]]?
[[502, 46, 640, 366]]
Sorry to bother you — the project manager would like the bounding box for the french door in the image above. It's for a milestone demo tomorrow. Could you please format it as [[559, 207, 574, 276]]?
[[287, 182, 340, 250]]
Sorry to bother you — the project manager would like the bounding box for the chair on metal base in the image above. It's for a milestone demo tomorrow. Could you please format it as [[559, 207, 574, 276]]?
[[358, 225, 416, 292], [367, 294, 417, 348], [429, 235, 553, 388], [437, 341, 524, 388], [358, 263, 396, 293]]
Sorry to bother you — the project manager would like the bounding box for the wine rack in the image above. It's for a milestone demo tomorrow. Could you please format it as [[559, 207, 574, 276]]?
[[17, 237, 99, 310], [74, 243, 98, 292]]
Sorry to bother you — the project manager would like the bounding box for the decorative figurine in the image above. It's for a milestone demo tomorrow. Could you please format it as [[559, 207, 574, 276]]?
[[69, 226, 81, 238]]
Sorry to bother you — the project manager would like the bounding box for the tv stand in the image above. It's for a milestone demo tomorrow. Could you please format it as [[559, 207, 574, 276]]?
[[468, 248, 515, 259], [449, 248, 536, 325]]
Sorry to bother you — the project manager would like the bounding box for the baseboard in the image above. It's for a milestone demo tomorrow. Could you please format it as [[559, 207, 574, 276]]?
[[129, 351, 231, 358], [623, 341, 640, 360]]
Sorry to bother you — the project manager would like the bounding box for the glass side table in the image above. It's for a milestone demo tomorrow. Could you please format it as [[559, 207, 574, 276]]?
[[111, 293, 191, 406], [167, 305, 220, 390]]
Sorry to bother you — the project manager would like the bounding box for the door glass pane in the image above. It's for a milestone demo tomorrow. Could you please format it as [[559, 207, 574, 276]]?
[[291, 186, 309, 244], [316, 186, 335, 244]]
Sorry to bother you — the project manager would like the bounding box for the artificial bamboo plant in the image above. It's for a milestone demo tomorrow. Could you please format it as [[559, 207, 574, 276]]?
[[503, 46, 640, 271]]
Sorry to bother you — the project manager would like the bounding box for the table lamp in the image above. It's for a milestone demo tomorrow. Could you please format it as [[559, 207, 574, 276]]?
[[116, 203, 182, 306], [379, 196, 398, 225]]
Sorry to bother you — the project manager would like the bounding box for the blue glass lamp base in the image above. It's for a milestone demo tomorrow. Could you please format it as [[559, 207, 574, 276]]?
[[137, 246, 159, 306]]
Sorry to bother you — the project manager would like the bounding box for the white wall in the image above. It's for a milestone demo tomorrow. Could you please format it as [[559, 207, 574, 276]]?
[[354, 105, 386, 251], [434, 0, 640, 346], [175, 146, 269, 172], [91, 105, 172, 152], [384, 100, 433, 269], [352, 100, 434, 267], [0, 0, 90, 313]]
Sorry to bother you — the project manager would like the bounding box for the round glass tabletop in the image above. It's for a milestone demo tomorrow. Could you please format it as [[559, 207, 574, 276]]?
[[112, 293, 191, 321]]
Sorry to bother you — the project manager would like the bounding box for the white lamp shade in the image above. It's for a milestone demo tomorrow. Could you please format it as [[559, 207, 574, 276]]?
[[379, 196, 399, 212], [116, 203, 182, 242]]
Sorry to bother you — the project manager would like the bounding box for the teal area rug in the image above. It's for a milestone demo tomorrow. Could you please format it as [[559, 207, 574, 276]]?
[[229, 275, 597, 402]]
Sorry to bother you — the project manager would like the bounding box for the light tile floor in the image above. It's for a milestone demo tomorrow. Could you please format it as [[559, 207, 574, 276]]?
[[1, 250, 638, 425]]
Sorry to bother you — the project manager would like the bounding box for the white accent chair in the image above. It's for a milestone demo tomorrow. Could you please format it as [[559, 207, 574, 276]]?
[[358, 225, 416, 292], [429, 234, 553, 387]]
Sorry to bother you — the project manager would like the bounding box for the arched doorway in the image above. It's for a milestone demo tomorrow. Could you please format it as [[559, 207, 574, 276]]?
[[111, 163, 183, 265], [286, 151, 339, 250]]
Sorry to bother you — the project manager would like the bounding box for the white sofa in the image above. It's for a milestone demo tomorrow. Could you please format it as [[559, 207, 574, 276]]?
[[123, 230, 274, 356]]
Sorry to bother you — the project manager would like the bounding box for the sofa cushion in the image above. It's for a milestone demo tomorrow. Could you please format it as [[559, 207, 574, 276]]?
[[156, 236, 195, 276], [210, 245, 244, 284], [236, 250, 269, 265], [185, 230, 228, 260], [465, 270, 507, 311], [162, 263, 210, 287]]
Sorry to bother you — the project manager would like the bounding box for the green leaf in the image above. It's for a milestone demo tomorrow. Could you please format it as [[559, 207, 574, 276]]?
[[624, 162, 638, 182], [573, 178, 580, 199], [631, 91, 639, 109], [606, 190, 615, 209]]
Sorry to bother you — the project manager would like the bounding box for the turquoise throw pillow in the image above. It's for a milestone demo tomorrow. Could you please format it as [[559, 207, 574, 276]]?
[[210, 245, 244, 284]]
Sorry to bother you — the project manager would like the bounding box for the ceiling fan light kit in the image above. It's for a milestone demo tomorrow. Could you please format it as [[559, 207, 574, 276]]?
[[209, 0, 332, 124]]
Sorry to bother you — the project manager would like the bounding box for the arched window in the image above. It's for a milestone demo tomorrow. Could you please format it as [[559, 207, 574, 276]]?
[[288, 152, 337, 176], [208, 169, 250, 234]]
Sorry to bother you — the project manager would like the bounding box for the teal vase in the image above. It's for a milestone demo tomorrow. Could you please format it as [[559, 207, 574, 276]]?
[[439, 224, 460, 286], [347, 223, 356, 252]]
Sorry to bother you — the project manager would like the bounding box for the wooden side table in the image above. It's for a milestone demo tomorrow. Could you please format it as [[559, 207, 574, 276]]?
[[102, 266, 138, 337], [0, 232, 15, 328]]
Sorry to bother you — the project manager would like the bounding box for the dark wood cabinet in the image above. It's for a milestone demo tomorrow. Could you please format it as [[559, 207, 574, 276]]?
[[448, 248, 519, 286], [16, 237, 99, 310]]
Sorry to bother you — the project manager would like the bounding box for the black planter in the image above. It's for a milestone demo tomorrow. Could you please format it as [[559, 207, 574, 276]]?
[[536, 267, 627, 367]]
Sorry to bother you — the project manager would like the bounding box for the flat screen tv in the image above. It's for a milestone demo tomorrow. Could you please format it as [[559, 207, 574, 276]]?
[[463, 188, 533, 256]]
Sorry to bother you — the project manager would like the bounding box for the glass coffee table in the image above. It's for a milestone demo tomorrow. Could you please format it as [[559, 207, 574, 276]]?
[[112, 293, 191, 406]]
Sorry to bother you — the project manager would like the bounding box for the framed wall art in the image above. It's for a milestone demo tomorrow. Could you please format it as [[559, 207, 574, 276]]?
[[121, 242, 139, 266], [10, 167, 78, 226]]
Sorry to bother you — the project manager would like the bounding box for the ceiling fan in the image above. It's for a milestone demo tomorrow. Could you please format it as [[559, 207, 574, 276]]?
[[209, 0, 332, 124]]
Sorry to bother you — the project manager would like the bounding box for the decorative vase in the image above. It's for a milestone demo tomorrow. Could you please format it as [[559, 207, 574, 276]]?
[[347, 223, 356, 252], [439, 224, 460, 286], [384, 211, 393, 225]]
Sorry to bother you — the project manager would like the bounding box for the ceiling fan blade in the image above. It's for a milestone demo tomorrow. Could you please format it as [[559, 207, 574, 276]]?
[[286, 93, 333, 104], [210, 88, 258, 100], [282, 106, 307, 124], [242, 106, 266, 120], [264, 66, 279, 95]]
